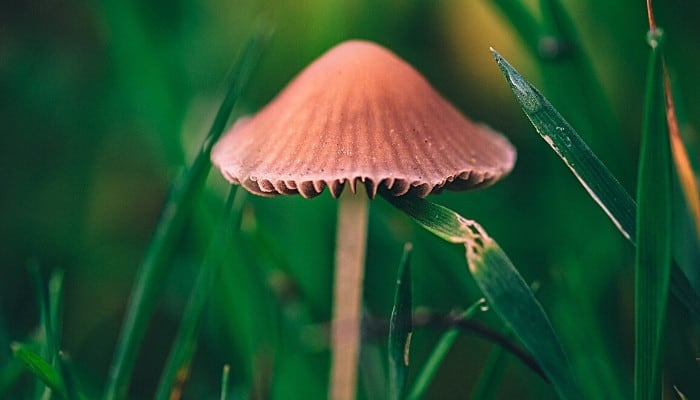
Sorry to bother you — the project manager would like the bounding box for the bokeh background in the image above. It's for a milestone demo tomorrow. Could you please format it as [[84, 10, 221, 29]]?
[[2, 0, 699, 398]]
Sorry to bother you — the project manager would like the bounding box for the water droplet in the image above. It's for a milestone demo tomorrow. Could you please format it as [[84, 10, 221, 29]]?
[[646, 27, 664, 49], [478, 298, 489, 312], [508, 73, 542, 114], [561, 135, 572, 148]]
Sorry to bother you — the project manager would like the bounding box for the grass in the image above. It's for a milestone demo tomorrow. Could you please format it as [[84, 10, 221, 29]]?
[[2, 1, 699, 399]]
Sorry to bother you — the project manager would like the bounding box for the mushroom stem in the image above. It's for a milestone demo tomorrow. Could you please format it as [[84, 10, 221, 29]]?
[[330, 183, 369, 400]]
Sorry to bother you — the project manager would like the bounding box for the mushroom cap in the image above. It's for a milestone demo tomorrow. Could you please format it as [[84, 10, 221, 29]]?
[[211, 40, 516, 198]]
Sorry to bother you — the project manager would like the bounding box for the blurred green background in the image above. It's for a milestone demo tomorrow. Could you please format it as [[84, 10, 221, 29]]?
[[2, 0, 699, 398]]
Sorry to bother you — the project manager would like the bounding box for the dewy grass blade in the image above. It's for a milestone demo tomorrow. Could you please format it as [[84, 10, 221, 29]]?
[[388, 243, 413, 400], [103, 31, 268, 400], [491, 48, 700, 321], [154, 188, 243, 400], [383, 194, 581, 400], [634, 26, 672, 400], [491, 48, 636, 240], [406, 298, 485, 400], [538, 0, 619, 152], [11, 342, 67, 399]]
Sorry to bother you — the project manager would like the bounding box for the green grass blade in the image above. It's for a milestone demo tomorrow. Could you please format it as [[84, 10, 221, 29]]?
[[388, 243, 413, 400], [28, 263, 50, 357], [11, 342, 67, 399], [382, 194, 469, 243], [154, 188, 243, 400], [491, 48, 636, 240], [29, 264, 66, 400], [470, 329, 510, 400], [220, 365, 231, 400], [468, 233, 580, 400], [47, 271, 64, 364], [538, 0, 619, 143], [491, 48, 700, 321], [634, 27, 672, 400], [102, 32, 268, 400], [406, 298, 485, 400], [673, 386, 689, 400], [383, 194, 581, 400], [662, 65, 700, 239], [58, 352, 88, 400], [491, 0, 620, 156]]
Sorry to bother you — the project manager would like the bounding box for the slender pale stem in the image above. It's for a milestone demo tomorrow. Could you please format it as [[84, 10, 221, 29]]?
[[330, 184, 369, 400]]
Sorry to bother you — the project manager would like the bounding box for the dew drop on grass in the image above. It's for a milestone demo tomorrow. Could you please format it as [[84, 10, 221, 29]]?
[[507, 72, 543, 114], [478, 298, 489, 312], [561, 134, 572, 148]]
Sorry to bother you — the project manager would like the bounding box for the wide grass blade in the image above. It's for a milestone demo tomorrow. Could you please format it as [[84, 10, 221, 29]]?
[[491, 48, 700, 320], [154, 188, 243, 400], [102, 31, 267, 400], [491, 48, 635, 240], [634, 26, 672, 400], [406, 298, 485, 400], [388, 243, 413, 400], [384, 193, 581, 400], [11, 342, 67, 399]]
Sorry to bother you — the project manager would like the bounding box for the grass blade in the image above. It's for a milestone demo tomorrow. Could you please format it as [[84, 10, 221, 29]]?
[[103, 31, 268, 400], [388, 243, 413, 400], [29, 264, 66, 399], [154, 188, 243, 400], [47, 271, 64, 364], [11, 342, 67, 399], [634, 25, 672, 400], [491, 48, 635, 240], [491, 48, 700, 320], [406, 298, 485, 400], [220, 365, 231, 400], [663, 71, 700, 238], [58, 352, 88, 400], [470, 328, 510, 400], [384, 193, 581, 400], [28, 263, 50, 355]]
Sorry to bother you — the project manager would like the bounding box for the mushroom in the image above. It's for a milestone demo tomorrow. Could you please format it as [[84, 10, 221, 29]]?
[[211, 40, 516, 399]]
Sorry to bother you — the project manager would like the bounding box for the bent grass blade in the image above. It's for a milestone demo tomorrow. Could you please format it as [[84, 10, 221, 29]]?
[[384, 193, 582, 400]]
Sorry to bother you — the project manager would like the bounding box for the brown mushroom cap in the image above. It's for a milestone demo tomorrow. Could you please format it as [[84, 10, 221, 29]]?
[[211, 40, 516, 198]]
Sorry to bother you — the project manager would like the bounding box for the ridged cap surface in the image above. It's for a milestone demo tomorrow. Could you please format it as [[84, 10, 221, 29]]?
[[212, 40, 516, 198]]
